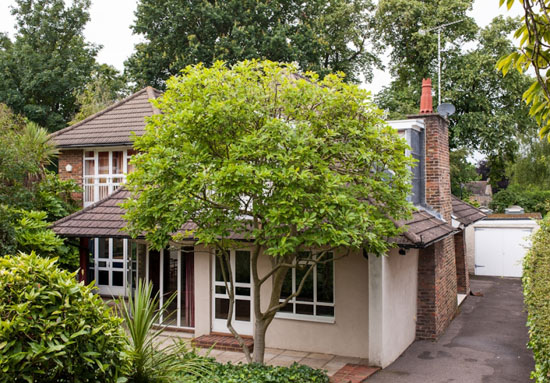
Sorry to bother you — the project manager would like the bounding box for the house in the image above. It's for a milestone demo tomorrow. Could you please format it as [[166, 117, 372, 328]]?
[[51, 79, 485, 368]]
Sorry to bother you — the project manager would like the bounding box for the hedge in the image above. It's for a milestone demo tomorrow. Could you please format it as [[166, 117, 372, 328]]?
[[524, 216, 550, 382], [185, 361, 329, 383], [491, 184, 550, 216], [0, 252, 129, 383]]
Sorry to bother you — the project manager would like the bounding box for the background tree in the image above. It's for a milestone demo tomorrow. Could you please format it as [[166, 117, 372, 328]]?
[[450, 148, 479, 199], [0, 104, 79, 268], [123, 61, 413, 363], [125, 0, 379, 89], [376, 7, 537, 188], [0, 0, 99, 132], [70, 64, 129, 125], [375, 0, 478, 116]]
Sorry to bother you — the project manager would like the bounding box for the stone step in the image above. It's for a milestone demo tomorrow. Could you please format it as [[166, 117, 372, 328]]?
[[192, 334, 254, 352]]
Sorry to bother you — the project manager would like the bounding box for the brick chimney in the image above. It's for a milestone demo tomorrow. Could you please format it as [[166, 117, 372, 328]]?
[[409, 79, 457, 340], [410, 78, 452, 222]]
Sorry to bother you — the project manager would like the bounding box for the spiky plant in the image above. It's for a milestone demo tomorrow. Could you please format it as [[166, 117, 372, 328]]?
[[121, 279, 213, 383]]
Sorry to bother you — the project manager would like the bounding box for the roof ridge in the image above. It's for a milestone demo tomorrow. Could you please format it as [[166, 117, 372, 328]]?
[[50, 88, 151, 139], [50, 187, 128, 228]]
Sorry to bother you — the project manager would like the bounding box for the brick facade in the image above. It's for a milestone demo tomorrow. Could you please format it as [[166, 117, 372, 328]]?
[[454, 230, 469, 294], [411, 111, 458, 340], [58, 149, 83, 203]]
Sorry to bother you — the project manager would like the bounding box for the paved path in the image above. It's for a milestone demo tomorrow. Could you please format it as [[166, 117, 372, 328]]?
[[369, 276, 534, 383]]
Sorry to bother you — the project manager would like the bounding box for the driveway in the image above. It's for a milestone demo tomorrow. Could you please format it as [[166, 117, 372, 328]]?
[[369, 276, 534, 383]]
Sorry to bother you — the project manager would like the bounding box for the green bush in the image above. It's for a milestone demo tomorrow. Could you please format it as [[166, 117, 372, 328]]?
[[0, 252, 129, 383], [490, 184, 550, 216], [189, 362, 329, 383], [523, 216, 550, 382]]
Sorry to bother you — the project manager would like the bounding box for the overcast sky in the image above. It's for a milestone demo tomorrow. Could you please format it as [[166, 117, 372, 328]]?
[[0, 0, 524, 93]]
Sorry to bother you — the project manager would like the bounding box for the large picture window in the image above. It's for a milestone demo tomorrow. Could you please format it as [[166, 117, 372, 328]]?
[[278, 252, 335, 321]]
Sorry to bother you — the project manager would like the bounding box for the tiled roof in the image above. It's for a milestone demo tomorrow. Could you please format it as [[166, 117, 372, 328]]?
[[51, 87, 161, 148], [486, 213, 542, 220], [52, 189, 456, 248], [451, 196, 486, 226], [394, 209, 457, 248]]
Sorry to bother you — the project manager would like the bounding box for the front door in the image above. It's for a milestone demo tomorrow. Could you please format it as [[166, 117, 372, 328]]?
[[212, 250, 253, 335]]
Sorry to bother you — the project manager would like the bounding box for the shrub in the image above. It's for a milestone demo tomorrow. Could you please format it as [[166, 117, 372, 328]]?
[[523, 216, 550, 382], [0, 252, 129, 383], [490, 184, 550, 216], [188, 362, 330, 383]]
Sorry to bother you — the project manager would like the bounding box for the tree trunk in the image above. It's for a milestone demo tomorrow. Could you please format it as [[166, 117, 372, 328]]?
[[252, 263, 289, 363], [253, 318, 269, 363]]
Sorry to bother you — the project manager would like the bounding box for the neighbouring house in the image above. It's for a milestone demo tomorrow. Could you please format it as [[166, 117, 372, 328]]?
[[51, 79, 485, 368], [465, 180, 493, 207]]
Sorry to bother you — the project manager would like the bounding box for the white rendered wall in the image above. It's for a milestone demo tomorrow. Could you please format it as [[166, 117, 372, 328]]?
[[368, 248, 419, 368], [262, 249, 370, 358]]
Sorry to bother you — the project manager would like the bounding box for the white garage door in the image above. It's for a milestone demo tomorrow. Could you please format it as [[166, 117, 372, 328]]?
[[474, 227, 533, 277]]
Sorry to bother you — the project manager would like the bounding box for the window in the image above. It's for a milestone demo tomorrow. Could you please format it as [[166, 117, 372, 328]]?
[[83, 148, 134, 206], [278, 252, 335, 321]]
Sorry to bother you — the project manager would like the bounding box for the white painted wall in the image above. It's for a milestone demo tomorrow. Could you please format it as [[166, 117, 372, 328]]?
[[194, 245, 212, 337], [368, 248, 419, 368]]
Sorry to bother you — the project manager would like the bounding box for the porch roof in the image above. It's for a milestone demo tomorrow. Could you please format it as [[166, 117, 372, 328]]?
[[51, 188, 456, 248], [50, 87, 161, 148], [451, 196, 486, 227]]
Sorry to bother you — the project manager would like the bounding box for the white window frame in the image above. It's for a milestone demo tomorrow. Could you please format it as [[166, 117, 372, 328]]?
[[82, 147, 132, 206], [276, 252, 335, 323], [144, 245, 195, 330]]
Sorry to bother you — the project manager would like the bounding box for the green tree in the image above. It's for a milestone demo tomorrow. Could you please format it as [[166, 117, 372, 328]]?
[[0, 104, 79, 268], [123, 61, 414, 364], [510, 138, 550, 189], [125, 0, 379, 89], [0, 0, 99, 132], [377, 12, 537, 186], [450, 148, 479, 198], [375, 0, 478, 113], [70, 64, 129, 124]]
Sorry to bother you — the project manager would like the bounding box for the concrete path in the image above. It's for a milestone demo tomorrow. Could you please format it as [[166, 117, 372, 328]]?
[[369, 276, 534, 383]]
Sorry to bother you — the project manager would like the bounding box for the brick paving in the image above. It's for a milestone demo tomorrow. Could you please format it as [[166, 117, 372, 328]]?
[[330, 364, 380, 383]]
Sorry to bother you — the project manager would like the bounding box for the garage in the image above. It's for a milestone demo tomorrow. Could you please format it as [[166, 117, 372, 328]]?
[[473, 212, 540, 278]]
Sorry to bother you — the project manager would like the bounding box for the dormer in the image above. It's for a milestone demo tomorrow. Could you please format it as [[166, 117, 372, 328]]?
[[51, 87, 160, 206]]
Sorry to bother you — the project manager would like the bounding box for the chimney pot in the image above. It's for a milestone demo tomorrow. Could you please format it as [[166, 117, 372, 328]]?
[[420, 78, 433, 114]]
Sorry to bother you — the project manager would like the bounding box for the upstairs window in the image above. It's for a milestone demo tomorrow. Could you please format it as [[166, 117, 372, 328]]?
[[83, 148, 134, 206]]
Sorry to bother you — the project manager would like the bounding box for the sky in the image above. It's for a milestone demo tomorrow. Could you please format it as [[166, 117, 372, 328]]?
[[0, 0, 524, 94]]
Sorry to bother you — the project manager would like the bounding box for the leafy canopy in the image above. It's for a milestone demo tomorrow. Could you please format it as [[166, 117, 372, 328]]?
[[124, 60, 413, 257], [497, 0, 550, 143], [0, 0, 98, 132], [125, 0, 379, 89]]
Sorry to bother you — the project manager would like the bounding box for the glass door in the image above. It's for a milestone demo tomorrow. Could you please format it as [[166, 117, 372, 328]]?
[[212, 250, 252, 335], [94, 238, 127, 296]]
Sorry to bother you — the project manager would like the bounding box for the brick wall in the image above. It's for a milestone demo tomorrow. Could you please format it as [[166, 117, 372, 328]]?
[[417, 236, 457, 339], [454, 231, 469, 294], [58, 149, 83, 203]]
